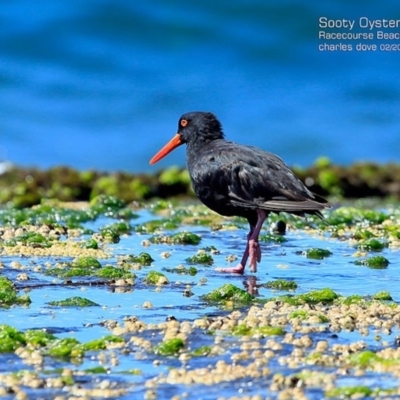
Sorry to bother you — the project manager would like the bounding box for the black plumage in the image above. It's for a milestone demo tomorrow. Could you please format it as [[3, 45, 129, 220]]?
[[150, 111, 329, 274]]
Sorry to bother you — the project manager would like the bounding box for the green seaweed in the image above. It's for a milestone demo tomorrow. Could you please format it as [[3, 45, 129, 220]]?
[[273, 288, 339, 306], [357, 238, 388, 252], [264, 279, 297, 290], [302, 248, 333, 259], [259, 233, 287, 243], [90, 194, 126, 215], [11, 232, 52, 248], [145, 271, 169, 285], [191, 346, 212, 356], [24, 330, 57, 347], [154, 338, 185, 356], [127, 253, 154, 266], [201, 284, 253, 306], [84, 366, 108, 374], [95, 266, 136, 280], [100, 228, 121, 243], [0, 325, 27, 352], [326, 207, 388, 226], [83, 335, 124, 351], [165, 265, 198, 275], [134, 219, 180, 233], [46, 338, 84, 358], [354, 255, 390, 269], [231, 324, 285, 336], [47, 296, 100, 307], [72, 256, 102, 269], [186, 251, 214, 265], [158, 166, 190, 186], [0, 277, 31, 305], [325, 386, 373, 398], [348, 350, 383, 368], [372, 291, 392, 301], [352, 229, 375, 240], [81, 238, 99, 249], [150, 231, 201, 245]]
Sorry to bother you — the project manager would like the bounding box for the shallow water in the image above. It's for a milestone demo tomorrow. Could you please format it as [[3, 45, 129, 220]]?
[[1, 204, 400, 398]]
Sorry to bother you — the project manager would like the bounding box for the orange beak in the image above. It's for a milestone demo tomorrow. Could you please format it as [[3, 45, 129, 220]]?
[[149, 133, 183, 165]]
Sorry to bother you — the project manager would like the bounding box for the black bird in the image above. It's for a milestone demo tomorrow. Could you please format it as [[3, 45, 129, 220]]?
[[150, 112, 329, 274]]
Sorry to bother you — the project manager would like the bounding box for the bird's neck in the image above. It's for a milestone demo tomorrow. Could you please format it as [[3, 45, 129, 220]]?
[[186, 135, 218, 155]]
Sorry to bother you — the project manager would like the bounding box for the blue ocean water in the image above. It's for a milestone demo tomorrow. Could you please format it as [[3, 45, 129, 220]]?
[[1, 0, 400, 173]]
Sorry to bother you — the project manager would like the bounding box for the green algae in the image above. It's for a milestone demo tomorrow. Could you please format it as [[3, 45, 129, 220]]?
[[134, 219, 180, 233], [126, 253, 154, 266], [45, 267, 94, 278], [101, 221, 132, 235], [259, 233, 287, 243], [0, 325, 56, 353], [301, 248, 333, 259], [325, 386, 373, 398], [46, 337, 84, 358], [273, 288, 339, 306], [100, 227, 121, 243], [90, 194, 126, 215], [372, 291, 393, 301], [84, 366, 108, 374], [145, 271, 169, 285], [354, 255, 390, 269], [95, 266, 136, 280], [24, 330, 57, 347], [191, 346, 212, 357], [264, 279, 298, 290], [357, 238, 388, 252], [231, 324, 285, 337], [8, 232, 52, 248], [150, 231, 201, 245], [47, 296, 100, 307], [83, 335, 124, 351], [158, 166, 191, 186], [289, 310, 308, 320], [0, 324, 122, 360], [165, 265, 198, 275], [44, 257, 103, 279], [318, 169, 342, 196], [186, 250, 214, 265], [201, 284, 253, 306], [81, 237, 99, 249], [339, 294, 365, 306], [72, 256, 102, 269], [153, 338, 185, 356], [326, 207, 388, 226], [349, 350, 383, 368], [0, 204, 95, 228], [0, 325, 27, 352], [289, 310, 329, 323], [352, 229, 375, 240], [0, 277, 31, 306]]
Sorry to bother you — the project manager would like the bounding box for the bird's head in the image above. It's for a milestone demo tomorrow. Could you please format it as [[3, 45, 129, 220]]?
[[150, 112, 224, 165]]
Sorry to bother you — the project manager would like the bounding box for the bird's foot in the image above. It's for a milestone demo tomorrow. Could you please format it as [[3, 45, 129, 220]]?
[[215, 264, 245, 274]]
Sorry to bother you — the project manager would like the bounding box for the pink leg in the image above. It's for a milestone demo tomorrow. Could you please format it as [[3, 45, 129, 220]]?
[[216, 210, 267, 274]]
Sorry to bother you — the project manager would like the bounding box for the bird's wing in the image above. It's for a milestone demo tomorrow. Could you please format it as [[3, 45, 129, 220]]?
[[200, 142, 328, 214]]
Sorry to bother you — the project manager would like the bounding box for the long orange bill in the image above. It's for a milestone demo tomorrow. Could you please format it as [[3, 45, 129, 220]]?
[[149, 133, 183, 165]]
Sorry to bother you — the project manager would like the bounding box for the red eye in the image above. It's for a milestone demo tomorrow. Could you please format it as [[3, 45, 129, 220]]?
[[180, 119, 188, 127]]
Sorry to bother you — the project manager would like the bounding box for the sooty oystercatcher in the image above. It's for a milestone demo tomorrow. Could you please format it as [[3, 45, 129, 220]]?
[[150, 112, 329, 274]]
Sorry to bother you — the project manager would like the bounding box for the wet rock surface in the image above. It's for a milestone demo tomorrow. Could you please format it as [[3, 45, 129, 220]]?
[[0, 190, 400, 398]]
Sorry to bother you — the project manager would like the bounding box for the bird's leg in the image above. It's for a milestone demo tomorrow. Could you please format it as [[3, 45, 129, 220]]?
[[247, 210, 267, 273], [216, 210, 267, 274], [215, 232, 251, 275]]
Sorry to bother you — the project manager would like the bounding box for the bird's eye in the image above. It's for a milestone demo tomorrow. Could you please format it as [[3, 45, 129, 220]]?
[[180, 119, 188, 127]]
